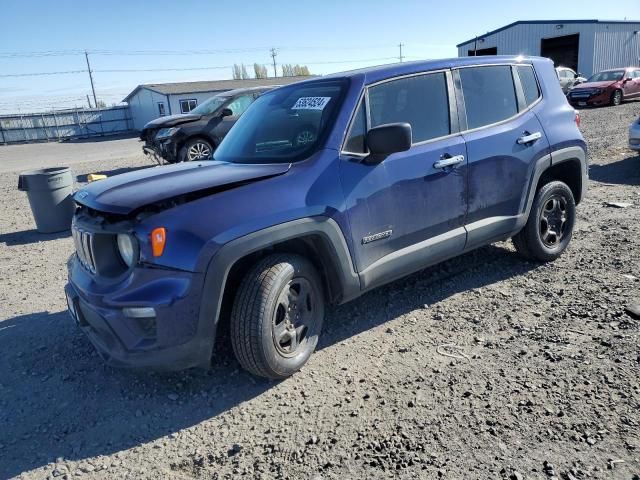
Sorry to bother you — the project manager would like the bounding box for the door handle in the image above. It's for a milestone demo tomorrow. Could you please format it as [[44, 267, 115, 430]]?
[[517, 131, 542, 145], [434, 154, 464, 169]]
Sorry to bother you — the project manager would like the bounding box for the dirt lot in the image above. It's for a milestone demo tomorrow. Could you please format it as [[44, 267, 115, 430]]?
[[1, 104, 639, 480]]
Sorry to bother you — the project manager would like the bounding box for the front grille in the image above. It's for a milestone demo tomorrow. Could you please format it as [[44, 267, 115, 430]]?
[[570, 90, 595, 98], [72, 227, 96, 273]]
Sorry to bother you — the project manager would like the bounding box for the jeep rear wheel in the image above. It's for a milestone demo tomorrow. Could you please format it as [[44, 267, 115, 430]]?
[[513, 180, 576, 262], [230, 254, 324, 379]]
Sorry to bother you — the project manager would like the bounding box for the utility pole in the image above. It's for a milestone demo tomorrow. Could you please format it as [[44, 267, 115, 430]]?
[[270, 47, 278, 77], [398, 43, 404, 63], [86, 94, 92, 109], [473, 36, 478, 56], [85, 50, 98, 109]]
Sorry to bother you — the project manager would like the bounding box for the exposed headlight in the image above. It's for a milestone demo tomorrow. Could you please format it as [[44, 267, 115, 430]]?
[[156, 127, 179, 140], [117, 234, 137, 267]]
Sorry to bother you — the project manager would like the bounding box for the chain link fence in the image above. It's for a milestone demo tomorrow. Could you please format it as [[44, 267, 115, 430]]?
[[0, 106, 133, 144]]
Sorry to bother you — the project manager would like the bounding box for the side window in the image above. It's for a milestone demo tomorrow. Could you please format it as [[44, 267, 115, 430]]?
[[157, 102, 166, 116], [459, 66, 518, 129], [226, 95, 254, 116], [632, 71, 640, 79], [179, 99, 197, 113], [516, 65, 541, 108], [368, 72, 450, 143], [343, 100, 367, 154]]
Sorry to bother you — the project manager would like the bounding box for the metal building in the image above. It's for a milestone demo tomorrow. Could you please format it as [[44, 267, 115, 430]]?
[[457, 20, 640, 76], [124, 76, 310, 131]]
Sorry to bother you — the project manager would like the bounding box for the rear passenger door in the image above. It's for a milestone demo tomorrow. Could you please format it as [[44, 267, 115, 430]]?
[[455, 64, 550, 249], [339, 71, 468, 289]]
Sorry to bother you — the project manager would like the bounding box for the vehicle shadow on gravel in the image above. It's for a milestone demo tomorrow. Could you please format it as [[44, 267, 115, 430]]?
[[0, 244, 539, 478], [319, 243, 539, 350], [0, 228, 70, 246], [589, 153, 640, 186]]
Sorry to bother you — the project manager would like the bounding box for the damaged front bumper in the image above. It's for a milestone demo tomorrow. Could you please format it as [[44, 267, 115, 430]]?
[[142, 139, 178, 163], [65, 254, 212, 370]]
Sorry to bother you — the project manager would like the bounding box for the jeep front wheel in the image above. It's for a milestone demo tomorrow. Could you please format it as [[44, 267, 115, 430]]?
[[513, 180, 576, 262], [230, 254, 325, 379]]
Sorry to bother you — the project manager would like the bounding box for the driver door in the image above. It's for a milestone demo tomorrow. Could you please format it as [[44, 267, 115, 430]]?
[[339, 71, 468, 290]]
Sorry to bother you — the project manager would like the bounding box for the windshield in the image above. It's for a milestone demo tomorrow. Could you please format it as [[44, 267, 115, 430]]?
[[190, 95, 229, 115], [214, 79, 347, 164], [587, 70, 625, 83]]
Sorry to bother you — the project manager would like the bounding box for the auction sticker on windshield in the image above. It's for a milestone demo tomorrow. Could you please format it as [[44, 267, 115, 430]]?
[[292, 97, 331, 110]]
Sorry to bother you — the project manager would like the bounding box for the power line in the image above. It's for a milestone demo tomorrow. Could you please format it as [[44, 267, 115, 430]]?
[[0, 56, 401, 78], [0, 45, 406, 58]]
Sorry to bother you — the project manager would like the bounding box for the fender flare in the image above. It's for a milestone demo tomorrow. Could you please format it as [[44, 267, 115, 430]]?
[[195, 216, 360, 360], [517, 145, 587, 231]]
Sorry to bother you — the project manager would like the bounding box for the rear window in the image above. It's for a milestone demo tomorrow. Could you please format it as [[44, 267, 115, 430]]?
[[516, 65, 541, 108], [459, 66, 518, 130], [368, 72, 450, 143]]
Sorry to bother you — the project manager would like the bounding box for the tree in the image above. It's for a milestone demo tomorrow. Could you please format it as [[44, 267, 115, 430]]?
[[281, 64, 311, 77], [241, 64, 250, 80], [254, 63, 268, 79], [96, 100, 107, 108], [233, 63, 251, 80], [232, 64, 243, 80]]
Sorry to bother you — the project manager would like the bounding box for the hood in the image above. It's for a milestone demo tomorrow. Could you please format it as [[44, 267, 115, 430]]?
[[143, 113, 202, 130], [572, 80, 616, 90], [73, 161, 291, 215]]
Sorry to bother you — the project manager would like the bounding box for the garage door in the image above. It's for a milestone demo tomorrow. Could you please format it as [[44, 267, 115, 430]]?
[[541, 34, 579, 71]]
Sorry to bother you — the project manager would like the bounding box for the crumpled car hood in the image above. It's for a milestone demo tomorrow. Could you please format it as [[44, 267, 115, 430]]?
[[73, 161, 291, 215], [143, 113, 202, 130], [572, 80, 616, 90]]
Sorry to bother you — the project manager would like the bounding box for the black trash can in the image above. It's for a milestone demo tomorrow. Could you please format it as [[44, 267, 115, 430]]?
[[18, 167, 75, 233]]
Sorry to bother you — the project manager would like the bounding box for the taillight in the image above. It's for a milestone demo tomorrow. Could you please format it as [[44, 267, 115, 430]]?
[[575, 110, 581, 128]]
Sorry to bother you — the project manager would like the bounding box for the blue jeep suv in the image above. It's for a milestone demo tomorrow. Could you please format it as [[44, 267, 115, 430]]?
[[65, 56, 587, 379]]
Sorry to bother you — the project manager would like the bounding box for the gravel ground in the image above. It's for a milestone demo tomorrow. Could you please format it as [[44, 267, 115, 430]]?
[[1, 103, 639, 480]]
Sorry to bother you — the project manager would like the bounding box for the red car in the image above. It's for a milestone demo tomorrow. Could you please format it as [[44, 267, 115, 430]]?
[[567, 67, 640, 107]]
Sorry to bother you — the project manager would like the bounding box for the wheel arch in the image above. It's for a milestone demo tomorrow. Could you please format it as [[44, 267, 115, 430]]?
[[178, 134, 217, 154], [196, 217, 360, 360]]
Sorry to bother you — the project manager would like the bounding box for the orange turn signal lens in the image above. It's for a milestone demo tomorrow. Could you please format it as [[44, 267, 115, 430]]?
[[151, 227, 166, 257]]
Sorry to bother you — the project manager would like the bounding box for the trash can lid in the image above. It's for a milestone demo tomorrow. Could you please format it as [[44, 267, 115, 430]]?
[[18, 167, 73, 191]]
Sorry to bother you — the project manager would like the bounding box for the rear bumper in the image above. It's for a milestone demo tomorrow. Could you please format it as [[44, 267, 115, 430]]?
[[65, 255, 212, 370], [629, 124, 640, 151]]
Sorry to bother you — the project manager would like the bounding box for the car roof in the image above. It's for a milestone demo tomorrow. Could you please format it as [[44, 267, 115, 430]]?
[[217, 86, 278, 97], [319, 55, 549, 85]]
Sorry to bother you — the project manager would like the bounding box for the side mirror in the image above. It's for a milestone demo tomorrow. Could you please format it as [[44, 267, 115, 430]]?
[[220, 108, 233, 118], [624, 77, 633, 83], [363, 123, 412, 165]]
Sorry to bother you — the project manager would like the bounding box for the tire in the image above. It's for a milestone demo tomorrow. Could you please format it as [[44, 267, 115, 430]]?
[[512, 181, 576, 262], [230, 254, 325, 379], [611, 89, 623, 107], [179, 138, 213, 162]]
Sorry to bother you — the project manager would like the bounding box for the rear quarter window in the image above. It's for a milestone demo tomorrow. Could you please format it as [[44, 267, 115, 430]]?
[[459, 65, 518, 130], [516, 65, 541, 108]]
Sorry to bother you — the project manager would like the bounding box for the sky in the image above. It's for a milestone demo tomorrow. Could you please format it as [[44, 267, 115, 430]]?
[[1, 0, 639, 114]]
